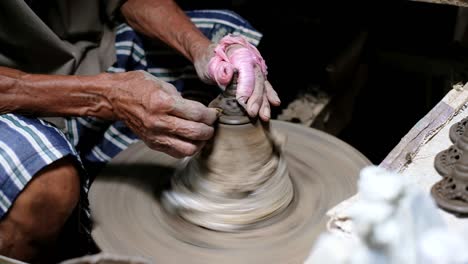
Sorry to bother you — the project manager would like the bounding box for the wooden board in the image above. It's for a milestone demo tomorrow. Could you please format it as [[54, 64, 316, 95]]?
[[411, 0, 468, 7]]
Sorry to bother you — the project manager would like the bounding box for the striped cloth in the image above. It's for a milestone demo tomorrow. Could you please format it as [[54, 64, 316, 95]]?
[[0, 9, 262, 253]]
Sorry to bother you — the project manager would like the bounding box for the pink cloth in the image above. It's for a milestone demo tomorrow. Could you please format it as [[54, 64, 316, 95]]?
[[208, 34, 267, 102]]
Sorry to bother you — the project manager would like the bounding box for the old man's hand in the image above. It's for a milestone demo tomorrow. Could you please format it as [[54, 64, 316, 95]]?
[[194, 34, 280, 121], [105, 70, 219, 158]]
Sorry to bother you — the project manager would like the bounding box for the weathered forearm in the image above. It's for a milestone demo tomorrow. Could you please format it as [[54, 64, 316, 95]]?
[[121, 0, 211, 62], [0, 66, 116, 119]]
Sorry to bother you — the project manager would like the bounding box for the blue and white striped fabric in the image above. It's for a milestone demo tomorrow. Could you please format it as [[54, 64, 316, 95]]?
[[0, 9, 262, 251], [0, 114, 80, 213]]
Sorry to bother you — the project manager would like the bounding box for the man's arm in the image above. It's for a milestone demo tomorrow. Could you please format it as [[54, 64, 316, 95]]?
[[0, 66, 115, 118], [0, 67, 218, 157], [120, 0, 281, 121], [121, 0, 211, 63]]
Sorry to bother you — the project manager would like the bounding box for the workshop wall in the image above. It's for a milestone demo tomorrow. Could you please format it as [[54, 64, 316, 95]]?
[[178, 0, 466, 164]]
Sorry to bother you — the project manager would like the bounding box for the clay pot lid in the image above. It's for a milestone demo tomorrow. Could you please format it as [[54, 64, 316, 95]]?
[[434, 121, 468, 177], [431, 178, 468, 215], [434, 145, 462, 177], [449, 117, 468, 143], [432, 128, 468, 215]]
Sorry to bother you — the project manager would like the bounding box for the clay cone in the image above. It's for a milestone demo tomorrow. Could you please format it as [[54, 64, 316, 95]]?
[[163, 78, 293, 232]]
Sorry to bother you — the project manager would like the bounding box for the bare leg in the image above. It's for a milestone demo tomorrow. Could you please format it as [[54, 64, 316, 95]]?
[[0, 156, 80, 263]]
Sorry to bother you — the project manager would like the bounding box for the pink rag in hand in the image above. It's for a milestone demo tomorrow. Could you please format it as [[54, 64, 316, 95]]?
[[207, 34, 267, 103]]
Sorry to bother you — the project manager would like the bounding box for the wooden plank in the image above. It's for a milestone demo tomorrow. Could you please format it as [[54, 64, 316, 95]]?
[[380, 83, 468, 172], [326, 83, 468, 237], [411, 0, 468, 7]]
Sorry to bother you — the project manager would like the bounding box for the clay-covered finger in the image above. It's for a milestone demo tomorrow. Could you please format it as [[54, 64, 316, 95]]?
[[265, 80, 280, 106], [259, 94, 271, 122], [245, 67, 265, 117], [170, 98, 219, 125], [154, 116, 215, 141]]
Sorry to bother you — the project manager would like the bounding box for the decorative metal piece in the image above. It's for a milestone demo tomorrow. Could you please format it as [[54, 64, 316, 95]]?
[[449, 117, 468, 143]]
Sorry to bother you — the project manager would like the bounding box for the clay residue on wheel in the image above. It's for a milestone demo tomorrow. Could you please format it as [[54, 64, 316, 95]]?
[[89, 121, 371, 264]]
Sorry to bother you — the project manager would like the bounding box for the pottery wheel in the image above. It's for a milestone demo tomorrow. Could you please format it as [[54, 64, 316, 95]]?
[[89, 120, 371, 263]]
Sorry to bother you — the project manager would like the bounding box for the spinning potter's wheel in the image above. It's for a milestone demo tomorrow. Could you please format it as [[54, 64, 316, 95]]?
[[89, 120, 371, 263]]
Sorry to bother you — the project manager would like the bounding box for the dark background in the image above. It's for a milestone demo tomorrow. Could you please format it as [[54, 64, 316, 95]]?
[[180, 0, 468, 164]]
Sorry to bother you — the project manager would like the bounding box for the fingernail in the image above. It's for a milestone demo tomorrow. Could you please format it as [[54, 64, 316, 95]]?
[[215, 108, 223, 117], [250, 103, 259, 115], [274, 94, 281, 104], [263, 107, 270, 119], [237, 97, 247, 108]]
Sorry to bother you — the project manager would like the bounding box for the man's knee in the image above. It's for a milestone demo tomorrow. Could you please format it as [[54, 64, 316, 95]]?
[[12, 156, 80, 234], [0, 156, 80, 260], [37, 157, 80, 211]]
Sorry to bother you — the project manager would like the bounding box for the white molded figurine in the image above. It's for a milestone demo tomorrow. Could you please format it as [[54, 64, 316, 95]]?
[[305, 166, 468, 264]]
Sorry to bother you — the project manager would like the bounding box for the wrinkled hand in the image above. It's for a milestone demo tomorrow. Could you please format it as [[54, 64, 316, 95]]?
[[106, 70, 219, 158], [194, 35, 280, 121]]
